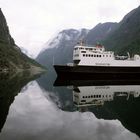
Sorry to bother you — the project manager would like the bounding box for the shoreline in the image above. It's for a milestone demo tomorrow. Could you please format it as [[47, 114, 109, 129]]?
[[0, 65, 47, 76]]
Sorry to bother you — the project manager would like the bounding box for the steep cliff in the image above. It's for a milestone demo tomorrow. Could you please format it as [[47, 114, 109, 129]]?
[[103, 6, 140, 55], [0, 8, 42, 73]]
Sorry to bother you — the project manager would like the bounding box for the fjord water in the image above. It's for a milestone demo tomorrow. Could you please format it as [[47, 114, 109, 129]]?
[[0, 72, 140, 140]]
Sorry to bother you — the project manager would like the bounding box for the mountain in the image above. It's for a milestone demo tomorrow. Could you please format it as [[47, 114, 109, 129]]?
[[84, 6, 140, 55], [37, 5, 140, 69], [0, 8, 43, 73], [36, 29, 89, 71], [103, 6, 140, 55], [85, 22, 118, 45], [36, 23, 117, 68]]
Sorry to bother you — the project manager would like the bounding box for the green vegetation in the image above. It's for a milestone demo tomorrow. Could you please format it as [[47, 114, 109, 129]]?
[[0, 8, 44, 73], [0, 42, 43, 72], [103, 6, 140, 56]]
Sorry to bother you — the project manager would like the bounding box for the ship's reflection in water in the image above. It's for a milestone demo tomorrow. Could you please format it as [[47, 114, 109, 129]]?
[[73, 85, 140, 107], [54, 78, 140, 138]]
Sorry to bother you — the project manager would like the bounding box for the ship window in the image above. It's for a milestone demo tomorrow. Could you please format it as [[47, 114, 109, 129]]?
[[81, 51, 86, 53], [103, 55, 104, 57], [110, 55, 111, 57], [106, 55, 108, 57], [81, 100, 86, 102], [91, 55, 93, 57], [99, 95, 101, 98], [89, 55, 90, 57], [83, 54, 85, 57], [86, 54, 88, 57], [94, 55, 96, 57], [75, 54, 79, 57], [91, 95, 93, 98], [74, 94, 78, 97], [88, 96, 90, 98]]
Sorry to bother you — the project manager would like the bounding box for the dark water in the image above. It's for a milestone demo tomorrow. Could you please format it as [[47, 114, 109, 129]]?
[[0, 72, 140, 140]]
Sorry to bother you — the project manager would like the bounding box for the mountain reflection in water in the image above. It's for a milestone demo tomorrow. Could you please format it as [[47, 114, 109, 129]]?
[[0, 72, 41, 133], [0, 73, 140, 140]]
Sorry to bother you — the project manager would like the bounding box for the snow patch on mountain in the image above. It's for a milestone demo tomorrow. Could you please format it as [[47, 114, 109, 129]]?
[[40, 28, 89, 52], [107, 27, 112, 33]]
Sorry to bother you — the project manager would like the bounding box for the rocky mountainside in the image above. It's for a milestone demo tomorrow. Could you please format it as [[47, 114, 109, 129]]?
[[103, 6, 140, 55], [0, 8, 42, 73], [85, 22, 118, 45], [36, 29, 89, 71]]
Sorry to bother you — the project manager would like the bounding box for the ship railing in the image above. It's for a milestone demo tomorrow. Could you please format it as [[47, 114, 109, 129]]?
[[115, 55, 129, 60]]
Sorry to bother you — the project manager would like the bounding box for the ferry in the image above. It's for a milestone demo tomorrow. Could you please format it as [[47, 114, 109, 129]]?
[[54, 43, 140, 79]]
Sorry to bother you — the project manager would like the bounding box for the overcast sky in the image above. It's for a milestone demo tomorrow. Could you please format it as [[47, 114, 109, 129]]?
[[0, 0, 140, 57]]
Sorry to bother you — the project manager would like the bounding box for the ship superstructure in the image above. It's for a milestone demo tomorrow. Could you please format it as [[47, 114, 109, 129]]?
[[73, 44, 140, 66]]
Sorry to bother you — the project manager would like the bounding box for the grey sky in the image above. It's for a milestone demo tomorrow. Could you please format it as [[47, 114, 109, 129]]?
[[0, 0, 140, 57]]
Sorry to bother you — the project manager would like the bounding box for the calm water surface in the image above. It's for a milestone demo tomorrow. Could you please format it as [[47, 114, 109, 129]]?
[[0, 73, 140, 140]]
